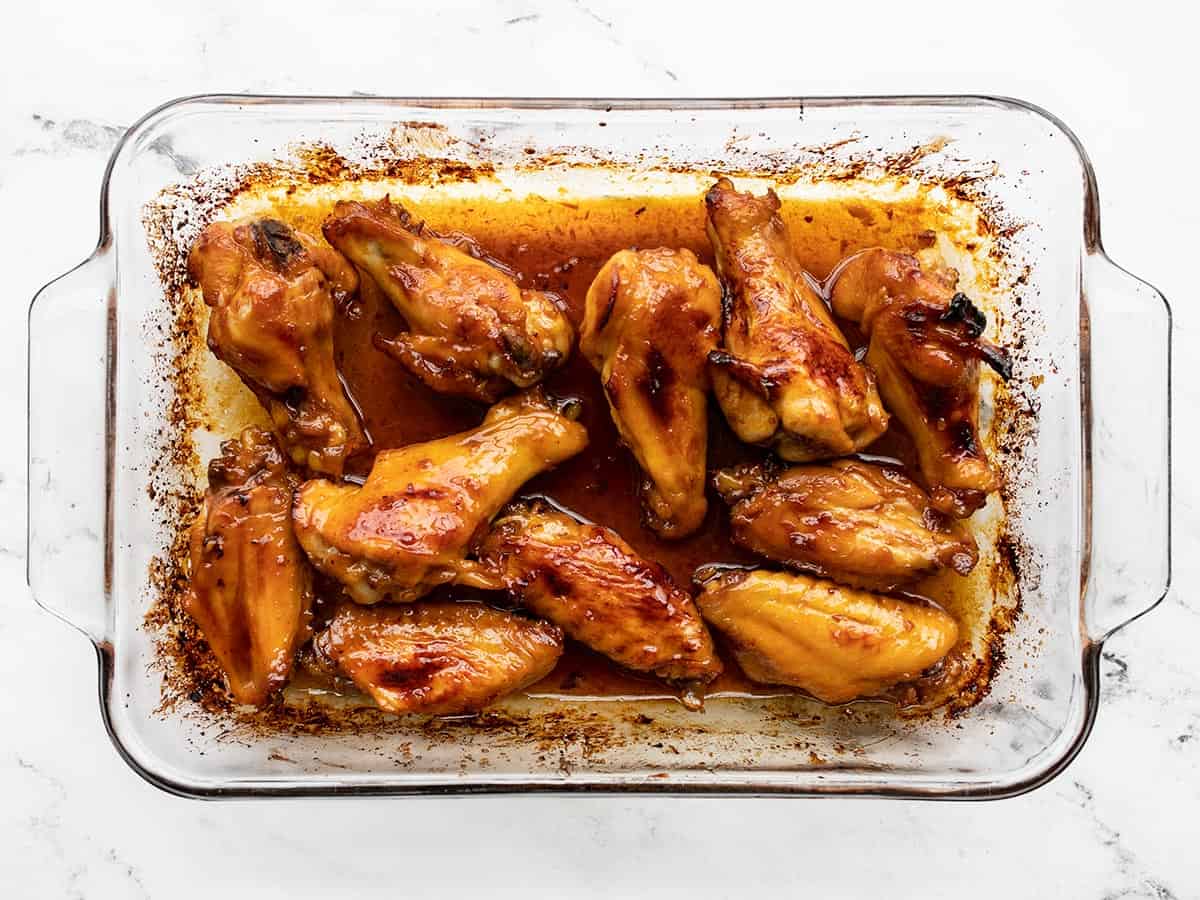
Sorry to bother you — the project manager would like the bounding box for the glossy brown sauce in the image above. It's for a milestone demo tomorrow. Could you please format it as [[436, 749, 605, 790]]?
[[276, 190, 981, 704]]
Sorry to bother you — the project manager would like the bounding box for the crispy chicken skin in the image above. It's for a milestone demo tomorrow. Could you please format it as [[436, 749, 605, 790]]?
[[477, 500, 722, 685], [580, 248, 722, 539], [323, 197, 574, 402], [185, 428, 313, 706], [315, 602, 563, 715], [829, 248, 1012, 517], [703, 178, 888, 461], [188, 218, 367, 476], [293, 390, 588, 605], [713, 459, 978, 591], [694, 568, 958, 704]]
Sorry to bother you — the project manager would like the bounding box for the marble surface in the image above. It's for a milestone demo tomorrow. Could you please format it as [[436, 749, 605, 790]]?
[[4, 1, 1197, 896]]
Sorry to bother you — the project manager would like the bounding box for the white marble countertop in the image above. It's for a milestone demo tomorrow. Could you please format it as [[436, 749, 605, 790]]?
[[4, 1, 1197, 896]]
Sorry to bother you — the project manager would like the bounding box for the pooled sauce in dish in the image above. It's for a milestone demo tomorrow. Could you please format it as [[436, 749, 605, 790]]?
[[247, 190, 1000, 708]]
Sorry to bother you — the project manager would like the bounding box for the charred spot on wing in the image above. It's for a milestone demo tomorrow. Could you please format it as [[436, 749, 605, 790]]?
[[980, 342, 1014, 381], [400, 483, 447, 501], [718, 281, 736, 324], [282, 385, 307, 413], [949, 420, 980, 457], [707, 350, 773, 399], [941, 292, 987, 339], [379, 194, 417, 231], [919, 384, 957, 423], [498, 330, 535, 370], [251, 219, 305, 268], [536, 565, 574, 599], [596, 267, 620, 333], [703, 178, 729, 211], [376, 658, 444, 690], [707, 349, 734, 369], [639, 347, 676, 420]]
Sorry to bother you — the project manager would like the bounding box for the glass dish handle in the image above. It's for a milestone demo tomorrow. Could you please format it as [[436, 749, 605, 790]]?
[[27, 248, 114, 644], [1083, 251, 1172, 641]]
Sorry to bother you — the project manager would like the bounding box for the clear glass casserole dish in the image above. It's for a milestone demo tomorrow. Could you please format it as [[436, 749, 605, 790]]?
[[27, 96, 1171, 798]]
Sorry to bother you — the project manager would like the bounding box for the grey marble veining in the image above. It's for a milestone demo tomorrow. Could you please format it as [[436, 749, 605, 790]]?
[[4, 1, 1198, 897]]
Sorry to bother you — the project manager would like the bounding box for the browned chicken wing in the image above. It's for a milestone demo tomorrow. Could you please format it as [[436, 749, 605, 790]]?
[[829, 248, 1012, 517], [580, 248, 722, 538], [477, 499, 722, 688], [704, 178, 888, 461], [293, 390, 588, 605], [323, 197, 574, 402], [713, 458, 978, 591], [188, 218, 367, 476], [694, 567, 958, 704], [184, 428, 313, 706], [315, 601, 563, 715]]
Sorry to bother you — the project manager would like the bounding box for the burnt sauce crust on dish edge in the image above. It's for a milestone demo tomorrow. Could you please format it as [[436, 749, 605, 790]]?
[[143, 154, 1037, 736]]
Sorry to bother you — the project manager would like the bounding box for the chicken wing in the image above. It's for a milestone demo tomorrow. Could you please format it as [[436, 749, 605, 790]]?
[[293, 390, 588, 605], [694, 567, 958, 704], [185, 428, 312, 706], [713, 458, 978, 591], [703, 178, 888, 461], [188, 218, 367, 476], [580, 248, 722, 538], [477, 499, 722, 687], [315, 601, 563, 715], [323, 197, 574, 402], [829, 248, 1012, 517]]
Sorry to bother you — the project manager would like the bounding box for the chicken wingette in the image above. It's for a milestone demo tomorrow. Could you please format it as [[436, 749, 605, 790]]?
[[704, 178, 888, 461], [580, 248, 722, 539], [323, 197, 574, 402], [829, 248, 1012, 517], [694, 567, 958, 704], [713, 459, 978, 591], [315, 602, 563, 715], [477, 499, 722, 687], [292, 390, 587, 605], [185, 428, 312, 706], [188, 218, 367, 476]]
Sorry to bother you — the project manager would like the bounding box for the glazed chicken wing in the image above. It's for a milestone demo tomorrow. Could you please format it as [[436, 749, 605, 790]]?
[[185, 428, 312, 706], [477, 500, 722, 688], [315, 602, 563, 715], [323, 197, 574, 402], [714, 459, 978, 591], [694, 568, 958, 704], [293, 390, 588, 605], [580, 248, 722, 538], [704, 178, 888, 461], [829, 248, 1012, 517], [188, 218, 367, 476]]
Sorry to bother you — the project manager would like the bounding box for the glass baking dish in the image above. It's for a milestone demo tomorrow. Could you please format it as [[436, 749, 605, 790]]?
[[27, 96, 1171, 799]]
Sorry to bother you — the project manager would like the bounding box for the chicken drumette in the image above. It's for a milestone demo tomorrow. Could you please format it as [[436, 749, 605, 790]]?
[[323, 197, 574, 403], [694, 567, 958, 704], [704, 178, 888, 461], [829, 248, 1012, 517], [315, 601, 563, 715], [293, 390, 588, 605], [477, 499, 722, 689], [713, 458, 978, 591], [185, 428, 313, 706], [580, 248, 722, 539], [188, 218, 367, 477]]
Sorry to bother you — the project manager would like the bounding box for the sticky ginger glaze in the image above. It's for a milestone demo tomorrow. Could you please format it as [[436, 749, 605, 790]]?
[[235, 186, 999, 706]]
